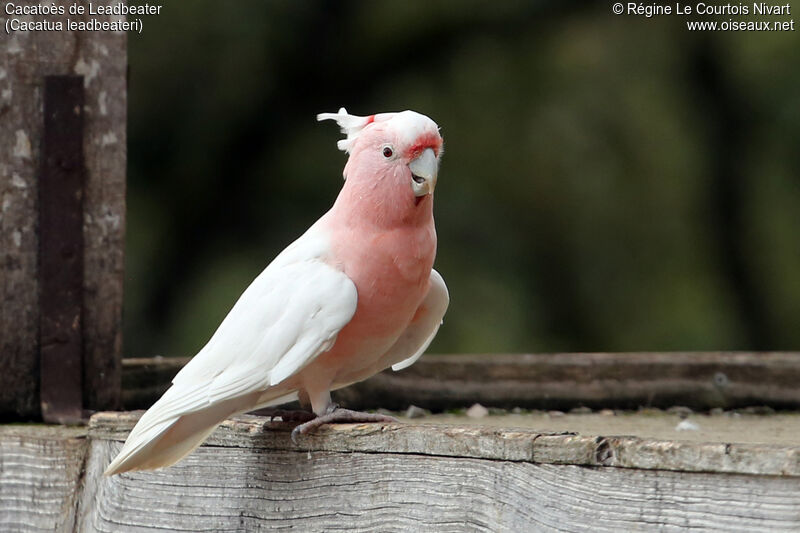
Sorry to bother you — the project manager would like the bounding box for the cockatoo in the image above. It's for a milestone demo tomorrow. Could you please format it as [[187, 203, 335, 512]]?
[[104, 108, 448, 475]]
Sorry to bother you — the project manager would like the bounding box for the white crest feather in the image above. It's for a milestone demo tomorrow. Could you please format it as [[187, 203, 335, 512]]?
[[317, 107, 375, 153]]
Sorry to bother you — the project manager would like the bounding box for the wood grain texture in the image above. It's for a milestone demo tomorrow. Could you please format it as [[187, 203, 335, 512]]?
[[344, 352, 800, 411], [78, 414, 800, 532], [88, 412, 800, 478], [78, 12, 126, 412], [122, 352, 800, 411], [0, 426, 88, 533], [0, 1, 126, 419], [4, 416, 800, 532], [0, 5, 45, 419], [121, 357, 183, 410]]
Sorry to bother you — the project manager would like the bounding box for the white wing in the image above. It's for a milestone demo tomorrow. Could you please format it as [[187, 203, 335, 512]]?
[[171, 223, 357, 398], [104, 224, 357, 474], [390, 269, 449, 371], [184, 267, 355, 393]]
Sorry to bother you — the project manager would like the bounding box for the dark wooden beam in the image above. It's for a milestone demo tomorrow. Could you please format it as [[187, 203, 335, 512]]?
[[122, 352, 800, 412], [38, 75, 85, 424]]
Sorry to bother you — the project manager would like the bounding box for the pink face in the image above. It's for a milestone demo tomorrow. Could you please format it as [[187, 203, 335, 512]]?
[[350, 111, 443, 200]]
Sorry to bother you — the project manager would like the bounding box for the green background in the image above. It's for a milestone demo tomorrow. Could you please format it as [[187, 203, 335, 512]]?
[[124, 1, 800, 359]]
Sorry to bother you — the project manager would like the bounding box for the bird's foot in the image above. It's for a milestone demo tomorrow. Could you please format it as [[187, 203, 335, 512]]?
[[290, 405, 399, 444], [253, 408, 317, 423]]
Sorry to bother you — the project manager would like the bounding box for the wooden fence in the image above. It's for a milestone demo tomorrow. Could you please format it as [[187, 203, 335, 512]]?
[[0, 2, 126, 422], [3, 411, 799, 532], [124, 352, 800, 412]]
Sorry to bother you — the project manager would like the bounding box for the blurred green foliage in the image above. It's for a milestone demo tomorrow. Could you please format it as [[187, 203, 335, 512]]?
[[124, 1, 800, 358]]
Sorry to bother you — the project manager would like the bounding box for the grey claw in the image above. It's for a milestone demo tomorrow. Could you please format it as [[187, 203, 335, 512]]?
[[290, 426, 302, 445]]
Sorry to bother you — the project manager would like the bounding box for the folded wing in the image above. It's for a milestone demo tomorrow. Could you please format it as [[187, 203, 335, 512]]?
[[104, 244, 357, 475], [389, 269, 449, 371]]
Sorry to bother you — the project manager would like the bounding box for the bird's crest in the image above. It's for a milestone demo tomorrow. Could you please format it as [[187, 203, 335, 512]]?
[[317, 107, 377, 153], [318, 107, 442, 163]]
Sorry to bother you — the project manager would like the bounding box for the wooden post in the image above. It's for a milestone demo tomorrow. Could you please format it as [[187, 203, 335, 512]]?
[[0, 2, 126, 420], [39, 76, 86, 424]]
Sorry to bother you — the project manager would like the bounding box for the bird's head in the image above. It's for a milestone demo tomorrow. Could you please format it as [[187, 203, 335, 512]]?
[[318, 108, 443, 203]]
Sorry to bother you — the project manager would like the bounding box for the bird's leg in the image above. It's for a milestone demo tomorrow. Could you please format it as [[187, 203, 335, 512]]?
[[290, 403, 399, 444], [250, 389, 316, 422]]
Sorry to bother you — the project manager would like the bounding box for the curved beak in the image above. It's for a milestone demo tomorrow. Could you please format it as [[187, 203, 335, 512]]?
[[408, 148, 438, 197]]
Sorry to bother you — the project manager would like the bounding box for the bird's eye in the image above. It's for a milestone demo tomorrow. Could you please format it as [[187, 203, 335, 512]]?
[[382, 146, 393, 158]]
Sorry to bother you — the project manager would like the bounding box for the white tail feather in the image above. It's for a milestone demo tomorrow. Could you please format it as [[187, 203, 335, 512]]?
[[104, 388, 299, 475], [103, 397, 235, 475], [104, 419, 215, 475]]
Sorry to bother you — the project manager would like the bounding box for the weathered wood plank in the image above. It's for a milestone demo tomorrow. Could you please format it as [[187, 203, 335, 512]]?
[[78, 413, 800, 532], [0, 8, 45, 419], [80, 443, 800, 533], [121, 357, 183, 411], [0, 0, 126, 420], [88, 411, 800, 477], [122, 352, 800, 411], [4, 415, 800, 532], [0, 426, 88, 533], [78, 12, 127, 413], [429, 411, 800, 445], [348, 352, 800, 411]]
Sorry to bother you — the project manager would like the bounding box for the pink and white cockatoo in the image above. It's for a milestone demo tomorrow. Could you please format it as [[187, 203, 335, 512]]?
[[104, 108, 448, 475]]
